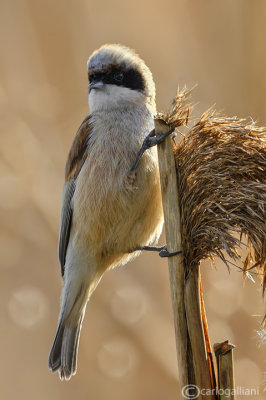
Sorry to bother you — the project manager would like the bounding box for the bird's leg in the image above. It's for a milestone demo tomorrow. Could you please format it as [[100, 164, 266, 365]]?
[[130, 128, 174, 174], [131, 245, 181, 258], [128, 126, 179, 257]]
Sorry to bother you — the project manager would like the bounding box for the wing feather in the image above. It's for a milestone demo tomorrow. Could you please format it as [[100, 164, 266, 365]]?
[[58, 115, 91, 276], [58, 179, 76, 275]]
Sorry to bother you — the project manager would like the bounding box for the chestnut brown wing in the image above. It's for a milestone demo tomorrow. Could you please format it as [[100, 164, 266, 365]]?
[[58, 115, 91, 276]]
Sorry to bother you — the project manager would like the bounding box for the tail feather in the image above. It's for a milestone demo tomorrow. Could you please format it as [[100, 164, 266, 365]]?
[[48, 320, 64, 372], [48, 314, 84, 380]]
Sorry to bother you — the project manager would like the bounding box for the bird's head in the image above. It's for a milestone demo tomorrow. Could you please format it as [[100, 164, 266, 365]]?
[[87, 44, 156, 113]]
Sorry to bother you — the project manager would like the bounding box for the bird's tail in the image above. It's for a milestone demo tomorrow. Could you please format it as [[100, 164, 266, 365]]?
[[48, 282, 87, 380], [48, 311, 85, 380]]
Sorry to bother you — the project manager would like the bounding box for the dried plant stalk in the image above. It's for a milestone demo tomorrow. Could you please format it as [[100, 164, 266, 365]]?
[[154, 118, 189, 389], [214, 341, 236, 400], [156, 87, 266, 398], [160, 88, 266, 289], [184, 265, 213, 398], [200, 281, 217, 392], [155, 95, 213, 398]]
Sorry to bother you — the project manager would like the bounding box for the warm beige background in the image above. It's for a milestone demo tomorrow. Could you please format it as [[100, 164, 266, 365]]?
[[0, 1, 265, 399]]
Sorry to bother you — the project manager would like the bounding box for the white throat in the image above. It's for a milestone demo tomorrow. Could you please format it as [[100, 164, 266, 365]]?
[[89, 84, 152, 113]]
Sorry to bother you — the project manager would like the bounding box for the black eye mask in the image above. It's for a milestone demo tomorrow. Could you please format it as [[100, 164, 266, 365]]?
[[89, 67, 145, 92]]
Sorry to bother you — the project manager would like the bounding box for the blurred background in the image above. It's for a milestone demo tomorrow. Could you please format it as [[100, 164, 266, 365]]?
[[0, 0, 265, 399]]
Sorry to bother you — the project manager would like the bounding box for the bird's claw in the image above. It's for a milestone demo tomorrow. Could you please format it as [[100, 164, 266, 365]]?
[[131, 245, 181, 258], [130, 128, 174, 174], [158, 245, 182, 258]]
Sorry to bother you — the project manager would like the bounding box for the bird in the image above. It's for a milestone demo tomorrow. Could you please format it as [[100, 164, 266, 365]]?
[[48, 44, 164, 380]]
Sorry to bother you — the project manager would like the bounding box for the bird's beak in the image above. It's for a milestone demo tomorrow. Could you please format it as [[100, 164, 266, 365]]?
[[88, 81, 105, 92]]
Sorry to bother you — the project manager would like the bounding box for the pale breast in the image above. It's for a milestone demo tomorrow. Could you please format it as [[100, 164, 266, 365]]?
[[71, 107, 163, 256]]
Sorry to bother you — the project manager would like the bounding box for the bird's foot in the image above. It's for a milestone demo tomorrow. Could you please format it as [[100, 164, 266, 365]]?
[[130, 128, 174, 173], [133, 245, 181, 258]]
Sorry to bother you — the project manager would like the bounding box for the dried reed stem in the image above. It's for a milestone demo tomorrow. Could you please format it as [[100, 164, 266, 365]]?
[[155, 91, 215, 398], [154, 119, 189, 388], [200, 281, 217, 395], [184, 266, 213, 399], [156, 86, 265, 398], [155, 117, 213, 399], [214, 341, 236, 400]]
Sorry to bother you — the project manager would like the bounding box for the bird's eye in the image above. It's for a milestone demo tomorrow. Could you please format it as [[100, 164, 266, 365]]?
[[114, 72, 124, 82], [89, 74, 95, 82]]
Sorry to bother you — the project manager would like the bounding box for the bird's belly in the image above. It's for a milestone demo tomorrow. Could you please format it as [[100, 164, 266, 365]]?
[[71, 148, 163, 264]]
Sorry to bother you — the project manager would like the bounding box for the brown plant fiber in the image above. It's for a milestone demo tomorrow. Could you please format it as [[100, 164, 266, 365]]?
[[157, 89, 266, 293]]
